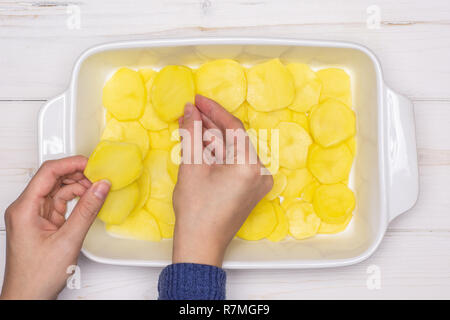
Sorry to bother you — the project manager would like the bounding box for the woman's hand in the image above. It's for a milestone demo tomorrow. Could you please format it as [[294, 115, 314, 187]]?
[[0, 156, 110, 300], [172, 95, 273, 267]]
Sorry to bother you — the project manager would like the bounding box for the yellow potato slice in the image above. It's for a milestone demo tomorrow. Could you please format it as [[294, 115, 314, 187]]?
[[286, 201, 321, 240], [232, 101, 249, 124], [144, 150, 175, 202], [247, 129, 271, 166], [309, 98, 356, 148], [281, 197, 298, 211], [151, 65, 195, 122], [247, 59, 295, 112], [277, 122, 312, 169], [194, 59, 247, 112], [247, 107, 291, 131], [291, 112, 309, 132], [316, 68, 352, 107], [139, 68, 157, 84], [267, 201, 289, 242], [346, 137, 356, 156], [97, 182, 139, 225], [301, 179, 320, 203], [149, 128, 176, 150], [287, 63, 322, 113], [318, 214, 352, 234], [145, 198, 175, 225], [106, 208, 161, 241], [105, 111, 115, 122], [101, 119, 149, 158], [265, 170, 288, 200], [158, 221, 175, 238], [308, 143, 353, 184], [139, 102, 168, 131], [282, 168, 313, 198], [313, 184, 355, 224], [84, 140, 143, 191], [135, 168, 151, 209], [102, 67, 146, 120], [237, 201, 277, 241]]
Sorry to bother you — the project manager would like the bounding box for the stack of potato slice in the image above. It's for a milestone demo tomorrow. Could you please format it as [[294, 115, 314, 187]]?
[[84, 58, 356, 242]]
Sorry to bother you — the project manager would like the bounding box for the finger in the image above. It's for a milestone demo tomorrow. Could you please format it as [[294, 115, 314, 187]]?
[[53, 183, 88, 214], [48, 211, 66, 228], [180, 103, 204, 165], [59, 179, 111, 243], [26, 156, 88, 198], [195, 94, 245, 132]]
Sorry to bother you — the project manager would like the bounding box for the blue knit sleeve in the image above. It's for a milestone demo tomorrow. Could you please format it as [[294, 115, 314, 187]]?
[[158, 263, 226, 300]]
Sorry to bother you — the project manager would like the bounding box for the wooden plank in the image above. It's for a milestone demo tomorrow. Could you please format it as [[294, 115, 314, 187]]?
[[0, 0, 450, 99]]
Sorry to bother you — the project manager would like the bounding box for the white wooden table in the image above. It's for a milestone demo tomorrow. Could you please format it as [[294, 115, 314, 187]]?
[[0, 0, 449, 299]]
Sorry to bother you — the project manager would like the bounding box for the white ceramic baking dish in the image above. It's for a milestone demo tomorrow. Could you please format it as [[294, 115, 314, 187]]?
[[38, 38, 418, 269]]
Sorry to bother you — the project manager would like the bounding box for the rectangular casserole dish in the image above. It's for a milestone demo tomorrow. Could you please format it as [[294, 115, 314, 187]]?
[[38, 38, 419, 269]]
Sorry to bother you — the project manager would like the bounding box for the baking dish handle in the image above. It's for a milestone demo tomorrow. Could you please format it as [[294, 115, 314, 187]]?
[[384, 86, 419, 223], [38, 91, 71, 164]]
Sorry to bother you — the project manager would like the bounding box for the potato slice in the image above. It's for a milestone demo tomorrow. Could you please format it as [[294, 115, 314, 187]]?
[[267, 201, 289, 242], [102, 67, 146, 120], [247, 129, 271, 166], [149, 128, 176, 150], [237, 201, 277, 241], [313, 184, 355, 224], [106, 208, 161, 241], [265, 170, 288, 200], [346, 137, 356, 156], [282, 168, 313, 198], [144, 150, 175, 202], [97, 182, 139, 224], [139, 102, 168, 131], [135, 168, 151, 209], [232, 101, 249, 124], [287, 63, 322, 113], [194, 59, 247, 112], [101, 119, 149, 158], [316, 68, 352, 107], [247, 59, 295, 112], [291, 112, 309, 132], [286, 201, 321, 240], [139, 68, 157, 84], [281, 197, 298, 211], [308, 143, 353, 184], [247, 107, 291, 131], [105, 112, 114, 122], [145, 198, 175, 225], [318, 214, 352, 234], [301, 179, 320, 203], [151, 65, 195, 122], [276, 122, 312, 169], [84, 140, 143, 191], [158, 221, 175, 238], [310, 98, 356, 148]]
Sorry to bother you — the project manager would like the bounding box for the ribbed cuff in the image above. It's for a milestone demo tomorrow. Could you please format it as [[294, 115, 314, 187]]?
[[158, 263, 226, 300]]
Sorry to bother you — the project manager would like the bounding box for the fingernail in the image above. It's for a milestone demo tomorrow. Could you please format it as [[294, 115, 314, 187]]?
[[92, 180, 111, 200], [184, 103, 194, 118]]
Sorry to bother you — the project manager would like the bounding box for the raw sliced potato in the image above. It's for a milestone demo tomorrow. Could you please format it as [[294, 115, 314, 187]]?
[[318, 214, 352, 234], [135, 169, 151, 209], [282, 168, 313, 198], [267, 201, 289, 242], [248, 107, 292, 131], [237, 201, 277, 241], [301, 179, 321, 203], [106, 208, 161, 241], [145, 198, 175, 225], [105, 111, 114, 122], [139, 68, 157, 84], [247, 59, 295, 112], [84, 140, 143, 191], [195, 59, 247, 112], [286, 201, 321, 240], [291, 112, 309, 132], [102, 67, 146, 120], [265, 170, 288, 200], [310, 98, 356, 148], [152, 65, 195, 122], [313, 184, 355, 224], [158, 221, 175, 238], [346, 137, 356, 156], [317, 68, 352, 106], [277, 122, 312, 169], [97, 182, 140, 225], [101, 119, 149, 158], [139, 102, 168, 131], [144, 150, 175, 202], [149, 128, 176, 150], [232, 101, 249, 123], [287, 63, 322, 113], [308, 143, 353, 184]]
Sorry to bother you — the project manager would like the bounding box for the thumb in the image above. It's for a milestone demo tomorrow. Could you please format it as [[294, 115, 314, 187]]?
[[59, 179, 111, 243]]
